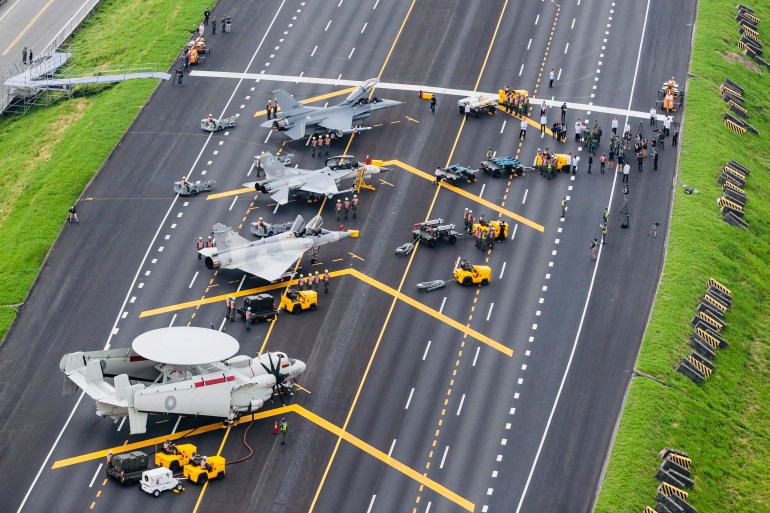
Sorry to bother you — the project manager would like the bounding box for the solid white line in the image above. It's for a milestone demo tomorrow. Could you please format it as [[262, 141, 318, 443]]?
[[500, 119, 506, 134], [499, 261, 507, 279], [486, 303, 494, 321], [311, 45, 317, 57], [189, 271, 199, 288], [15, 3, 289, 511], [457, 393, 466, 415], [361, 22, 367, 33], [117, 417, 126, 431], [388, 439, 396, 457], [514, 3, 652, 512], [422, 340, 431, 360], [366, 495, 376, 513], [522, 188, 528, 204], [88, 463, 103, 488], [228, 196, 238, 211], [439, 296, 447, 314], [168, 313, 177, 327], [472, 347, 480, 367], [440, 446, 449, 469], [479, 183, 486, 199], [171, 415, 182, 434], [405, 388, 414, 409], [325, 19, 332, 31]]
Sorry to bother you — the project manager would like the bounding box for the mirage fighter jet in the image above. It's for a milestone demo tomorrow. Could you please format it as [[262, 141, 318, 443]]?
[[198, 214, 351, 281], [60, 327, 306, 434], [262, 77, 401, 140], [245, 153, 389, 207]]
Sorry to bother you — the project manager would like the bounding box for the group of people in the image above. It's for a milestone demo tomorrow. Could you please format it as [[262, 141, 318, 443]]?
[[195, 235, 214, 258], [21, 47, 34, 66], [335, 196, 359, 220], [203, 9, 231, 35], [535, 147, 571, 179], [310, 135, 331, 156], [265, 98, 280, 120], [499, 86, 531, 116], [295, 271, 330, 293]]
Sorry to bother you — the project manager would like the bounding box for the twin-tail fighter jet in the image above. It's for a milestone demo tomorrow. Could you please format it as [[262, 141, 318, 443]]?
[[245, 153, 389, 207], [60, 327, 306, 434], [198, 214, 351, 281], [262, 77, 401, 140]]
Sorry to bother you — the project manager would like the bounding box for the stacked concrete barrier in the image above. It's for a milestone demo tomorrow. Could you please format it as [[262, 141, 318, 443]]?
[[716, 160, 750, 228], [736, 5, 768, 68], [677, 279, 732, 383], [721, 80, 759, 136], [641, 449, 697, 513]]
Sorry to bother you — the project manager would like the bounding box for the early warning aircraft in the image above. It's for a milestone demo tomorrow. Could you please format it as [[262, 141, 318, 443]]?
[[60, 327, 306, 434], [199, 214, 351, 281], [245, 153, 389, 207], [262, 77, 401, 140]]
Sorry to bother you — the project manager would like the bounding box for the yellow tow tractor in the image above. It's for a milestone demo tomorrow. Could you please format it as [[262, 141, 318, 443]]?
[[155, 442, 197, 472], [183, 454, 226, 484], [281, 288, 318, 313], [454, 260, 492, 286], [472, 219, 509, 242]]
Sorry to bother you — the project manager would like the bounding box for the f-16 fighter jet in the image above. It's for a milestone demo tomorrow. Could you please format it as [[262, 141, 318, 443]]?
[[262, 77, 401, 140], [245, 153, 388, 207], [60, 327, 306, 434], [199, 215, 350, 281]]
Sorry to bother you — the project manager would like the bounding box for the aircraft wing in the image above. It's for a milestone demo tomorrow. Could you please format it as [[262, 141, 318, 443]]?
[[240, 246, 306, 282], [318, 112, 353, 133], [284, 120, 306, 140], [270, 187, 291, 205], [300, 175, 339, 196]]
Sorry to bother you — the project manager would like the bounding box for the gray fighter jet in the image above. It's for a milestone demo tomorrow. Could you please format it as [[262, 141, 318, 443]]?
[[262, 77, 401, 140], [246, 153, 389, 207], [199, 215, 351, 281]]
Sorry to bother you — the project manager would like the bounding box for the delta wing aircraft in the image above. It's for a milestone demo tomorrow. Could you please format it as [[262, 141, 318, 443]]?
[[262, 77, 401, 140], [246, 153, 389, 206], [198, 214, 351, 280], [60, 327, 306, 434]]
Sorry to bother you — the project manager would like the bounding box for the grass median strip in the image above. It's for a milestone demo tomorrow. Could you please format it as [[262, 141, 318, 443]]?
[[595, 1, 770, 512]]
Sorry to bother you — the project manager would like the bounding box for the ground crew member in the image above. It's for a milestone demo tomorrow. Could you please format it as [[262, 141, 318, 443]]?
[[245, 307, 252, 329], [434, 167, 443, 186], [323, 270, 330, 293], [480, 230, 489, 251], [196, 236, 204, 258], [587, 154, 593, 173], [561, 197, 567, 218], [549, 68, 555, 88], [351, 195, 359, 218], [22, 47, 27, 65], [29, 49, 33, 64], [488, 225, 496, 250], [106, 450, 113, 464], [266, 101, 273, 120], [637, 152, 644, 172], [176, 67, 184, 86], [68, 205, 79, 223], [255, 157, 263, 177], [206, 236, 214, 248], [430, 95, 437, 113], [311, 136, 317, 156], [313, 272, 320, 291], [279, 418, 288, 444], [561, 102, 567, 122], [591, 239, 599, 261], [497, 220, 507, 242], [603, 208, 609, 224], [653, 150, 659, 170], [324, 134, 331, 155], [343, 197, 351, 219], [184, 53, 190, 72], [335, 199, 343, 220], [229, 297, 237, 321], [212, 17, 217, 34], [519, 119, 527, 140], [298, 274, 305, 290], [486, 147, 494, 160], [225, 296, 232, 317], [601, 223, 607, 244], [204, 9, 210, 24], [600, 153, 606, 173], [573, 155, 580, 174]]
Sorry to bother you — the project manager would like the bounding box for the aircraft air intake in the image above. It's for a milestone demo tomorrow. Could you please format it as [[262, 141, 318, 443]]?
[[205, 256, 221, 270]]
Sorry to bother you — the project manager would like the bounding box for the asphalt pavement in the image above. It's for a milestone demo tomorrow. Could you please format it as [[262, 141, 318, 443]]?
[[0, 0, 698, 512]]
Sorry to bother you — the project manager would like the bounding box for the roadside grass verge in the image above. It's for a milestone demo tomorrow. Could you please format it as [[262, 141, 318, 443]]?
[[595, 1, 770, 512], [0, 0, 210, 342]]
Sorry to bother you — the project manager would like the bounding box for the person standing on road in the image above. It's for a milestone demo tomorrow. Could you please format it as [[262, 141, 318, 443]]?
[[587, 154, 593, 174], [591, 239, 598, 261], [573, 155, 580, 175], [212, 17, 217, 34], [549, 69, 555, 88], [603, 208, 609, 225], [279, 418, 288, 444], [323, 270, 330, 293], [196, 236, 204, 258], [561, 102, 567, 122], [561, 197, 567, 218], [539, 113, 547, 134], [266, 100, 273, 120], [183, 53, 190, 72], [653, 149, 659, 170], [324, 134, 331, 156], [649, 106, 657, 126], [311, 136, 317, 156], [622, 162, 630, 182], [204, 9, 210, 24], [176, 67, 184, 85], [430, 95, 437, 113], [343, 197, 350, 219], [244, 308, 252, 329], [28, 49, 33, 64], [22, 47, 27, 65], [519, 119, 527, 140], [637, 151, 644, 172], [611, 117, 618, 135], [600, 153, 606, 173], [435, 166, 443, 186], [601, 223, 607, 244], [672, 130, 679, 147], [351, 195, 359, 218], [335, 199, 343, 220], [68, 205, 79, 223]]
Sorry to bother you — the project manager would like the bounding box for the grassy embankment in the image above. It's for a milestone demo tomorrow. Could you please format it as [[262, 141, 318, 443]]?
[[595, 1, 770, 512], [0, 0, 210, 341]]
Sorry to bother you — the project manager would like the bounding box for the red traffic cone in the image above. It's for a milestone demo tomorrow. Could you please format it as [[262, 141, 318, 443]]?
[[273, 421, 279, 435]]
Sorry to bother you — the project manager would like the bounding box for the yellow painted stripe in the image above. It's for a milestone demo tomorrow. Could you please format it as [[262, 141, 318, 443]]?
[[383, 160, 545, 233], [2, 0, 56, 56], [206, 187, 254, 200], [254, 87, 356, 118], [347, 269, 512, 356]]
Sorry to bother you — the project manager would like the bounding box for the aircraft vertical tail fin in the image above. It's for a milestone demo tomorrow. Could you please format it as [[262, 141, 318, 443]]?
[[212, 223, 249, 250], [260, 152, 289, 179], [273, 89, 312, 116]]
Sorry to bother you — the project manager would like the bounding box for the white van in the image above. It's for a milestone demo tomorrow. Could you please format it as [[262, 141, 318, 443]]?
[[141, 467, 183, 497]]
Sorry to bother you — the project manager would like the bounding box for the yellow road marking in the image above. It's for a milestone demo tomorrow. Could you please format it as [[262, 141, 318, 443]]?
[[404, 115, 420, 124], [378, 178, 395, 187], [383, 160, 545, 232], [206, 187, 254, 200], [2, 0, 56, 56], [254, 88, 356, 118], [348, 252, 364, 261], [295, 384, 312, 394]]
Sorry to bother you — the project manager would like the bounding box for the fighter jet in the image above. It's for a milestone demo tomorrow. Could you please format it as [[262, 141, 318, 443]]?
[[262, 77, 401, 140], [198, 214, 351, 281], [246, 152, 389, 207], [60, 327, 306, 434]]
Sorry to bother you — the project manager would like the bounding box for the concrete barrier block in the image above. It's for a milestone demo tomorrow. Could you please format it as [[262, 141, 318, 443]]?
[[677, 359, 705, 384], [670, 494, 697, 513], [668, 468, 695, 488], [724, 211, 750, 228], [656, 494, 685, 513], [661, 456, 692, 477], [690, 333, 716, 360], [656, 469, 685, 488]]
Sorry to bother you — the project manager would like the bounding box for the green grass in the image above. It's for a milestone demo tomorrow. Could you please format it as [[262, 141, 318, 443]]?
[[595, 1, 770, 512], [0, 0, 210, 341]]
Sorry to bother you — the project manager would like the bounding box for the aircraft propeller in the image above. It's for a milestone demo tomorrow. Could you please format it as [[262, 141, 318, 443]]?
[[260, 353, 294, 405]]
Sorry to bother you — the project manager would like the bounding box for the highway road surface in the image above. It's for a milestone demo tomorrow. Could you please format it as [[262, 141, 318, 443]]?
[[0, 0, 697, 512]]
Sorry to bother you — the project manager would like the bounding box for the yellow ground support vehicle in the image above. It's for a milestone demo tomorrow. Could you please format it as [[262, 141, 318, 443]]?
[[553, 153, 570, 171], [454, 261, 492, 286], [183, 455, 226, 484], [155, 443, 196, 472], [472, 219, 509, 240], [281, 289, 318, 313]]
